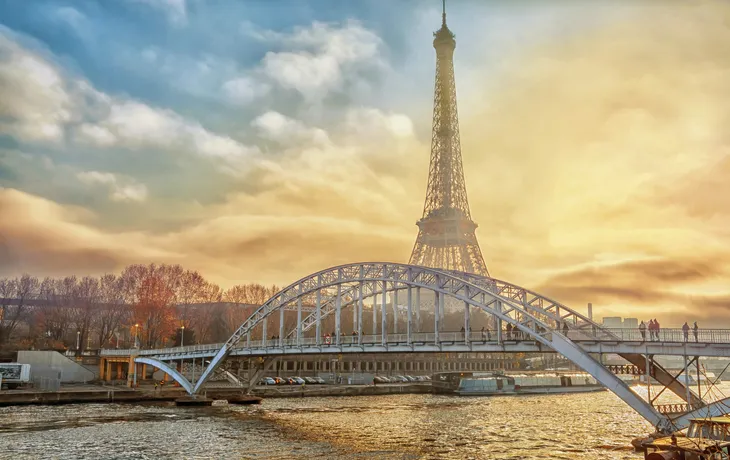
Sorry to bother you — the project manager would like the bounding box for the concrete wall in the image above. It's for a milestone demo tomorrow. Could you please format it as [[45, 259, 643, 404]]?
[[17, 351, 96, 383]]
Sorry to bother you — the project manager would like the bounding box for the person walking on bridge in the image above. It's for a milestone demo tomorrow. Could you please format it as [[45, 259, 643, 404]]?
[[654, 319, 661, 341], [682, 322, 690, 342], [639, 321, 646, 341], [693, 321, 699, 342], [648, 319, 656, 341]]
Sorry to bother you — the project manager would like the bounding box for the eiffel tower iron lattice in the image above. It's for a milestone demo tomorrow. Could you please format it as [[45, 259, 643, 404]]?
[[409, 1, 489, 277]]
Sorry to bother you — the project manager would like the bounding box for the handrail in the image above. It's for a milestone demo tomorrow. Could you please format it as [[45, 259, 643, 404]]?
[[99, 327, 730, 357]]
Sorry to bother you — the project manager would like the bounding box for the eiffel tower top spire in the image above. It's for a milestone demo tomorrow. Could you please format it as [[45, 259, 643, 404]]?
[[409, 1, 489, 277], [434, 0, 454, 44]]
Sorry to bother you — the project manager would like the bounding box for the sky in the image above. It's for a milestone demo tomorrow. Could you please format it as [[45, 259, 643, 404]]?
[[0, 0, 729, 326]]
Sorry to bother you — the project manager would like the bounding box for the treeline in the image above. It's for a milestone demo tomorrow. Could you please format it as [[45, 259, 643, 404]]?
[[0, 264, 279, 352], [0, 264, 501, 353]]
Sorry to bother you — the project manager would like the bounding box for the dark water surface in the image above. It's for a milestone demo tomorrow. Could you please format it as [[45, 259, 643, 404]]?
[[0, 391, 659, 459]]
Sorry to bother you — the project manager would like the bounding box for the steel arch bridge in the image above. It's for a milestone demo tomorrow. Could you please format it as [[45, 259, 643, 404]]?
[[118, 262, 730, 434]]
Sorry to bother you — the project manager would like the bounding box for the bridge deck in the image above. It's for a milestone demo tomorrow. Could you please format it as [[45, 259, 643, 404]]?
[[101, 329, 730, 360]]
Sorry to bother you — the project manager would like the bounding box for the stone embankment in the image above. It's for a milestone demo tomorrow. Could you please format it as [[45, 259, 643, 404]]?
[[0, 383, 431, 406]]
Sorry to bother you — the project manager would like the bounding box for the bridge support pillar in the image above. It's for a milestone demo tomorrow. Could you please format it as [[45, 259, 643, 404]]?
[[407, 284, 413, 344], [357, 274, 363, 343], [464, 296, 471, 344], [496, 301, 502, 344], [381, 280, 387, 345], [99, 358, 106, 381], [393, 288, 398, 334], [415, 287, 421, 331]]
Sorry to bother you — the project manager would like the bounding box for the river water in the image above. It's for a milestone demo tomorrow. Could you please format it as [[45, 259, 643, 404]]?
[[0, 390, 671, 459]]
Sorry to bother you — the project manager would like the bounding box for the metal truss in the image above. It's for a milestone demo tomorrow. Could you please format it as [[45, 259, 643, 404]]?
[[177, 262, 676, 432], [408, 8, 488, 277]]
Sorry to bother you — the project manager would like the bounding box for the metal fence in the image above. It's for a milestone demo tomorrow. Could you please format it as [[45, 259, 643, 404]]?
[[101, 328, 730, 358]]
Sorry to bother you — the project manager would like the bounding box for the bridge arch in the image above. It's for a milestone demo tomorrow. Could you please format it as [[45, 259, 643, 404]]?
[[286, 269, 701, 414], [190, 262, 672, 432], [134, 356, 193, 394]]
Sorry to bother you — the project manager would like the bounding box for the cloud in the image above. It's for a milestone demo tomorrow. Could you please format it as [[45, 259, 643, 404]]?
[[97, 101, 257, 163], [0, 31, 71, 143], [3, 1, 730, 329], [344, 108, 414, 139], [453, 0, 730, 323], [128, 0, 187, 26], [222, 77, 270, 105], [77, 171, 149, 203], [240, 20, 386, 102], [0, 30, 260, 176], [75, 123, 116, 147], [0, 187, 411, 286], [251, 111, 329, 145], [54, 7, 87, 32]]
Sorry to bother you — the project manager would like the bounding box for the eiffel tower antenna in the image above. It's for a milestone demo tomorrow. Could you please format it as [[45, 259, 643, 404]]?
[[408, 0, 490, 277]]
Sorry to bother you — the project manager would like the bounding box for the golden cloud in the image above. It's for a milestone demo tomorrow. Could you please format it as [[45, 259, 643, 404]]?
[[3, 0, 730, 325]]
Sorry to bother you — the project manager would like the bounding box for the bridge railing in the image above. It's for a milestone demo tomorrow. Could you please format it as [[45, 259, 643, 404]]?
[[100, 328, 730, 358], [566, 327, 730, 344]]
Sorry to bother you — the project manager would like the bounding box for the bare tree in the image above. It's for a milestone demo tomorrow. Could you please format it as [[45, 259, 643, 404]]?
[[70, 276, 100, 352], [0, 275, 39, 345], [189, 281, 222, 343], [38, 277, 72, 342], [0, 277, 17, 344], [176, 270, 207, 330], [97, 274, 129, 348]]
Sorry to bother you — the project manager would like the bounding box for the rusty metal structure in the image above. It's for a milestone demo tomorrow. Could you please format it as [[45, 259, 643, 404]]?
[[409, 0, 489, 276]]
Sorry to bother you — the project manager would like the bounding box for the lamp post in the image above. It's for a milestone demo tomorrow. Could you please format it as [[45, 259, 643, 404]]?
[[76, 331, 80, 351], [134, 324, 140, 348], [180, 326, 185, 379]]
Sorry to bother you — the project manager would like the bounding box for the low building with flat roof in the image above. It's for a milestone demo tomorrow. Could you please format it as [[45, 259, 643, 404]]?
[[602, 317, 623, 328]]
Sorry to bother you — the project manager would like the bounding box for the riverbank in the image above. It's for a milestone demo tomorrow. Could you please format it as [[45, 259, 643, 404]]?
[[0, 385, 261, 406], [0, 383, 432, 406]]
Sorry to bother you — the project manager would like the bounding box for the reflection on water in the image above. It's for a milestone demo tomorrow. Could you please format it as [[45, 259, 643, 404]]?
[[2, 386, 708, 459]]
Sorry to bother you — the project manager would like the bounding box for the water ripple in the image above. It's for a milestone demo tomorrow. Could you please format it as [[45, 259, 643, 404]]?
[[0, 384, 703, 459]]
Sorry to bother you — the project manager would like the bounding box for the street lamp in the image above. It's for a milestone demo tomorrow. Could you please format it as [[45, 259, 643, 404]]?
[[76, 331, 80, 351], [134, 324, 140, 348], [180, 325, 185, 380]]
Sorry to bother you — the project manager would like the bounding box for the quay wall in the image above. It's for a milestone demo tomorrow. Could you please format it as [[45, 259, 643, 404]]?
[[0, 383, 431, 406]]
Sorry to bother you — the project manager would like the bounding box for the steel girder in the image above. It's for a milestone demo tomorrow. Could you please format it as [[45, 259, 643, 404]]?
[[185, 262, 670, 431], [453, 271, 704, 411], [134, 356, 193, 394]]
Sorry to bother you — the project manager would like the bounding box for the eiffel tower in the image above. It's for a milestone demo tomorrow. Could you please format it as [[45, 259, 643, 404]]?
[[409, 0, 489, 277]]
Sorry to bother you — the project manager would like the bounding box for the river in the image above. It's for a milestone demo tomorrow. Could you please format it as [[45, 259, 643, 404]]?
[[0, 390, 665, 459]]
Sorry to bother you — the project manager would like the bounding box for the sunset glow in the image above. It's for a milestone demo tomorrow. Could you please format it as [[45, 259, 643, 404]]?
[[1, 0, 729, 326]]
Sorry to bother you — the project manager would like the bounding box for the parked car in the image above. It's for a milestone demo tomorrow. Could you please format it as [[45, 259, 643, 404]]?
[[258, 377, 276, 386], [373, 376, 388, 384], [313, 377, 326, 384], [289, 377, 306, 385], [303, 377, 318, 384]]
